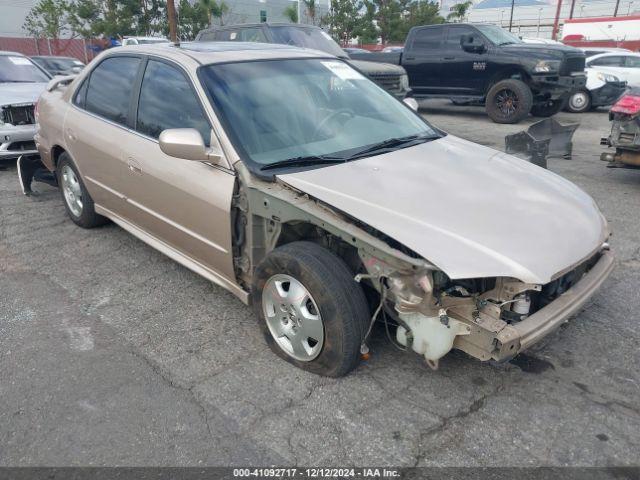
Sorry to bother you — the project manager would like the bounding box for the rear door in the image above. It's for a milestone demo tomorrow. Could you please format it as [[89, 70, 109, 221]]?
[[119, 58, 237, 281], [64, 55, 142, 215], [441, 25, 491, 95], [403, 26, 444, 94]]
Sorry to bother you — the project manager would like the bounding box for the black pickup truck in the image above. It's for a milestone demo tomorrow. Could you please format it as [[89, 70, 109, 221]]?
[[195, 23, 410, 99], [351, 23, 587, 123]]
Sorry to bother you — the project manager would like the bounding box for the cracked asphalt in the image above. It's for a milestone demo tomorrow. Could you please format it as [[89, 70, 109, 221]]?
[[1, 103, 639, 467]]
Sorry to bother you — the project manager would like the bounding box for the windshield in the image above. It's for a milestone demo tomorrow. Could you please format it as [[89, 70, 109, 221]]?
[[0, 55, 50, 82], [199, 58, 438, 171], [475, 25, 522, 45], [270, 27, 347, 58]]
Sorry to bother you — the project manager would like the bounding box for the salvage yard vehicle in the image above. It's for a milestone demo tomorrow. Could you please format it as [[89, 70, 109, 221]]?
[[351, 23, 587, 124], [32, 43, 613, 377], [31, 56, 85, 76], [601, 89, 640, 168], [0, 51, 50, 161], [586, 52, 640, 88], [565, 67, 626, 113], [195, 24, 410, 100]]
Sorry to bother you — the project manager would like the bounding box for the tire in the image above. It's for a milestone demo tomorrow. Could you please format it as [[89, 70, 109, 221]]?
[[485, 79, 533, 124], [565, 90, 591, 113], [57, 152, 108, 228], [251, 241, 370, 377], [530, 98, 566, 117]]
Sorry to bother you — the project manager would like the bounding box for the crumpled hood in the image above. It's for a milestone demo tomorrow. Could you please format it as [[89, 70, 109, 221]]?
[[278, 135, 608, 284], [0, 82, 47, 107]]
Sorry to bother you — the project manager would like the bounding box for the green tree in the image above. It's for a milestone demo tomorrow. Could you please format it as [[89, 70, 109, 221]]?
[[283, 3, 298, 22], [176, 0, 208, 39], [362, 0, 406, 43], [447, 0, 472, 22], [326, 0, 365, 45], [400, 0, 443, 37], [23, 0, 74, 38]]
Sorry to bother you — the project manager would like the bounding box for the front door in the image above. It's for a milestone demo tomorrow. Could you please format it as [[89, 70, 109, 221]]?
[[440, 25, 491, 95], [119, 58, 237, 282]]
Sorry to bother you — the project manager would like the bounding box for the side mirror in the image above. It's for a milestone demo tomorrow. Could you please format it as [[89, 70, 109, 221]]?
[[461, 35, 486, 54], [403, 97, 419, 111], [159, 128, 222, 163]]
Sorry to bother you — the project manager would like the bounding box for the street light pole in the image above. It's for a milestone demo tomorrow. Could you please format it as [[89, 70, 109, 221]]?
[[508, 0, 515, 31], [551, 0, 563, 40]]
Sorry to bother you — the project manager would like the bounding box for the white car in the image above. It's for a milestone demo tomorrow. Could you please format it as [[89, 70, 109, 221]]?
[[585, 52, 640, 88], [565, 67, 627, 113]]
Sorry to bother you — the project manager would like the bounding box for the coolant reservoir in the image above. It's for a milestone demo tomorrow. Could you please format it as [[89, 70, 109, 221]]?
[[396, 310, 470, 364]]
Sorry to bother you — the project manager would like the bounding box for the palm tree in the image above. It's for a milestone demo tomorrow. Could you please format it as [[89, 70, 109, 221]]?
[[303, 0, 316, 24], [447, 0, 472, 22], [199, 0, 229, 26]]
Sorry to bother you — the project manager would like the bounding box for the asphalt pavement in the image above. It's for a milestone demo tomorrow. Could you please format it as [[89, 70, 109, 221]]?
[[0, 102, 638, 466]]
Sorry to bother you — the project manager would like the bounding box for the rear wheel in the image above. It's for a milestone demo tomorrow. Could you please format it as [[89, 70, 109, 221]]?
[[57, 153, 107, 228], [530, 98, 566, 117], [565, 90, 591, 113], [251, 241, 369, 377], [485, 79, 533, 124]]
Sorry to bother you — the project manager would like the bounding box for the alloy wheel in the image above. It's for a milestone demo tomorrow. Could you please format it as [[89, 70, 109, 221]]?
[[61, 164, 83, 218], [495, 88, 519, 116]]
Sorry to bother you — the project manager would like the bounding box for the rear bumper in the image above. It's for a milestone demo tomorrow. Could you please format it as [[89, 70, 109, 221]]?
[[0, 124, 37, 159], [492, 250, 614, 361]]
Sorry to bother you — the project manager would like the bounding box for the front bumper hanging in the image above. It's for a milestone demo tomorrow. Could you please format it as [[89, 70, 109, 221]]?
[[17, 153, 57, 195]]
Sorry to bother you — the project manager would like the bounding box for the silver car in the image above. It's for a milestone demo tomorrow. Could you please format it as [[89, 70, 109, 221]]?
[[33, 43, 613, 377]]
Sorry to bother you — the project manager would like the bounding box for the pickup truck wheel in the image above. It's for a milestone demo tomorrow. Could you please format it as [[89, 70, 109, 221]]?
[[57, 153, 107, 228], [485, 79, 533, 124], [252, 241, 369, 377], [530, 98, 566, 117], [565, 90, 591, 113]]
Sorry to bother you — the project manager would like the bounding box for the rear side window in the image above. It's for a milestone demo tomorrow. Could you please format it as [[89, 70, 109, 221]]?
[[85, 56, 140, 125], [624, 56, 640, 68], [136, 60, 211, 145], [411, 28, 442, 50], [199, 31, 216, 41]]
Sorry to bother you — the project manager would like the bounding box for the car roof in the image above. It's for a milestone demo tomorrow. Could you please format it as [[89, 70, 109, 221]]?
[[108, 42, 334, 66], [31, 55, 78, 60], [0, 50, 25, 56], [588, 51, 640, 60], [199, 22, 321, 32]]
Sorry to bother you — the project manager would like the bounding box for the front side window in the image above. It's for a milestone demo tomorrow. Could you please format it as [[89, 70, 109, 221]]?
[[445, 26, 476, 50], [136, 60, 211, 144], [624, 56, 640, 68], [0, 55, 50, 83], [589, 56, 624, 67], [200, 58, 438, 172], [411, 28, 443, 50], [475, 24, 522, 46], [85, 56, 140, 125]]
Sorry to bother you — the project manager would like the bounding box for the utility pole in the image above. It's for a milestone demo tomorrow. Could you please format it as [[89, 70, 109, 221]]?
[[551, 0, 563, 40], [569, 0, 576, 18], [508, 0, 515, 31], [167, 0, 178, 43], [297, 0, 301, 23], [613, 0, 620, 16]]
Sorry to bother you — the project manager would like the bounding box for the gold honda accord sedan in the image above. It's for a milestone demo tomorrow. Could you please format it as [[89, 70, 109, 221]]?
[[31, 42, 613, 377]]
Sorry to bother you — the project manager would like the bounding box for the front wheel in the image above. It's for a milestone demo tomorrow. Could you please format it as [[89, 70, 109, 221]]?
[[530, 98, 566, 117], [565, 90, 592, 113], [485, 79, 533, 124], [251, 241, 370, 377]]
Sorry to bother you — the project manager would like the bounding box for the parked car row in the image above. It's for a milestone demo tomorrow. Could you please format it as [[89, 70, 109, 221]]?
[[9, 40, 613, 377]]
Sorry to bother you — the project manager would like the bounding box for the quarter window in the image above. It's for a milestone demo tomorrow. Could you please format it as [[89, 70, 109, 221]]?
[[85, 56, 140, 125], [136, 60, 211, 144], [412, 28, 442, 50]]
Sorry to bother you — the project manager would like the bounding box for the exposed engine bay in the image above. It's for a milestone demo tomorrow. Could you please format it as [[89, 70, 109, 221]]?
[[231, 162, 612, 369]]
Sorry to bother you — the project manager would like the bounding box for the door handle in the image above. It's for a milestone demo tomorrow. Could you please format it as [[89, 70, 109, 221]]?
[[443, 56, 456, 60], [404, 56, 415, 60], [66, 129, 76, 142], [127, 157, 142, 175]]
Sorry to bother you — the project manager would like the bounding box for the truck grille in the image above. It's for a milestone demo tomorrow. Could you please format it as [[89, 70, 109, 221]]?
[[367, 73, 401, 93], [560, 55, 585, 76], [1, 104, 36, 126]]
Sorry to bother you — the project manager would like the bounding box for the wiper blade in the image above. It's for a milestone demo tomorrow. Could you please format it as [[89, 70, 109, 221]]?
[[260, 155, 345, 171], [343, 134, 435, 160]]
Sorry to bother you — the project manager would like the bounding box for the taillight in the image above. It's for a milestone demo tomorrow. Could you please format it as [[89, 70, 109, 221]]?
[[610, 94, 640, 116]]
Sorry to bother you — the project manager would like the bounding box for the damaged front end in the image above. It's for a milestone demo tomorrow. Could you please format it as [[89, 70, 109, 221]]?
[[232, 162, 614, 370]]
